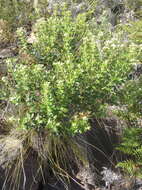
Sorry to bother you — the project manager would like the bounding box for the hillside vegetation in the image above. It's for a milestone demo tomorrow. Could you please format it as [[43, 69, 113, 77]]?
[[0, 0, 142, 189]]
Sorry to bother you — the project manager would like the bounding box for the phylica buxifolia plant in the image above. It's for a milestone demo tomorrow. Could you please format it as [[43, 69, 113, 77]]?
[[3, 9, 138, 136]]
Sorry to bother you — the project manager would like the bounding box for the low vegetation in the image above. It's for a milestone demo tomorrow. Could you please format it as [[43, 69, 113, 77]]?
[[0, 0, 142, 189]]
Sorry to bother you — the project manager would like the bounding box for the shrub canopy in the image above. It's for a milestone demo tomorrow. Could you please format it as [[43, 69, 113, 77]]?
[[2, 9, 139, 136]]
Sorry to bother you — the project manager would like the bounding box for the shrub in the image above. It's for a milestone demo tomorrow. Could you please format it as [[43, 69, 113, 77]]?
[[2, 8, 138, 136]]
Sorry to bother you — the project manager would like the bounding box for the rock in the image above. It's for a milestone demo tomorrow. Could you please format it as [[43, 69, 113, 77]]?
[[0, 48, 14, 59], [0, 134, 42, 190], [129, 63, 142, 79], [0, 60, 7, 75], [0, 46, 17, 76], [0, 19, 13, 48], [0, 137, 22, 168], [76, 165, 96, 190], [47, 0, 89, 17]]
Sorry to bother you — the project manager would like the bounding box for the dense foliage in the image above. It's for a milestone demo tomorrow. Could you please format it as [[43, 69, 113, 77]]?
[[2, 7, 138, 136], [0, 0, 142, 183]]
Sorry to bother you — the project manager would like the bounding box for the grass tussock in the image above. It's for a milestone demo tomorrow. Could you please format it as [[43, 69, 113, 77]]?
[[0, 127, 88, 190]]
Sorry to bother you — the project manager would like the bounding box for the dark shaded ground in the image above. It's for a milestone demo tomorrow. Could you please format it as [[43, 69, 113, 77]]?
[[0, 111, 142, 190]]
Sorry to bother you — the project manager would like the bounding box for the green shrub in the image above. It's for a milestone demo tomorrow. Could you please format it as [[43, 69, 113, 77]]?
[[2, 8, 138, 136]]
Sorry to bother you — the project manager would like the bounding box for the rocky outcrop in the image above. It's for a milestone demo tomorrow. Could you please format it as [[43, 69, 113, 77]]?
[[0, 135, 43, 190]]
